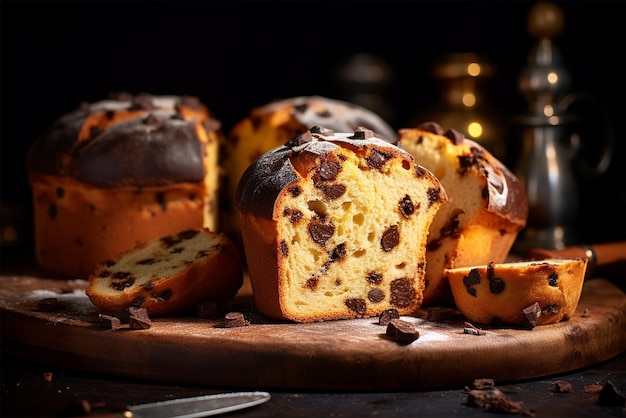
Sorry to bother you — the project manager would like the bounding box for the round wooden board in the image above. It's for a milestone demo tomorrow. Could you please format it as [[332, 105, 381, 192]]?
[[1, 273, 625, 390]]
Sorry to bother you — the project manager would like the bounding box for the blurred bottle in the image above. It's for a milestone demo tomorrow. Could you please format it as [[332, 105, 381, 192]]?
[[410, 53, 508, 161]]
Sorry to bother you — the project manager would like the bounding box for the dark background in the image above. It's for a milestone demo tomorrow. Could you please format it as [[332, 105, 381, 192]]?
[[1, 0, 625, 252]]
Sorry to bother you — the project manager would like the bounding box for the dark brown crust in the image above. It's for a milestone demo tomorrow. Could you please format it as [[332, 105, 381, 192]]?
[[235, 128, 415, 220], [27, 94, 219, 188]]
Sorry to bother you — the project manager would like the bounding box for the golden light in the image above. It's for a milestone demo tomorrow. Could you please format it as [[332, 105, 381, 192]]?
[[467, 62, 481, 76], [547, 72, 558, 84], [543, 104, 554, 117], [468, 122, 483, 138], [462, 92, 476, 107]]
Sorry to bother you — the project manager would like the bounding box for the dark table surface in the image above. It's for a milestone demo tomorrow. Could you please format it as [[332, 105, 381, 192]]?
[[1, 349, 624, 418]]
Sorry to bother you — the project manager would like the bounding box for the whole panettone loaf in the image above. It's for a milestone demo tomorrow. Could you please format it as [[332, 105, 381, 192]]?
[[398, 122, 528, 306], [236, 126, 447, 322], [26, 93, 222, 278], [86, 229, 243, 317], [223, 96, 397, 242]]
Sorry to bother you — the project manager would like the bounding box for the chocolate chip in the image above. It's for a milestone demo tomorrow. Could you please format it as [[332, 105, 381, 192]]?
[[381, 225, 399, 252], [444, 128, 465, 145], [329, 243, 346, 262], [427, 187, 444, 207], [398, 195, 416, 219], [366, 149, 392, 170], [287, 131, 313, 147], [390, 278, 416, 308], [367, 272, 383, 284], [306, 277, 319, 290], [378, 308, 399, 325], [309, 219, 335, 246], [98, 314, 122, 329], [486, 262, 505, 294], [224, 312, 248, 328], [321, 184, 346, 200], [386, 318, 419, 343], [284, 208, 303, 223], [523, 302, 541, 328], [161, 234, 183, 248], [111, 272, 135, 290], [310, 125, 334, 136], [319, 159, 342, 181], [288, 186, 302, 197], [463, 268, 481, 297], [294, 103, 308, 113], [349, 127, 374, 139], [137, 258, 157, 265], [345, 298, 367, 316], [548, 272, 558, 287], [280, 240, 289, 256], [56, 187, 65, 198], [368, 288, 385, 303], [417, 121, 444, 135]]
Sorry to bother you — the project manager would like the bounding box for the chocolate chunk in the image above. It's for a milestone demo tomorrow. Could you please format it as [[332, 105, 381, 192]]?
[[366, 149, 392, 170], [224, 312, 248, 328], [381, 225, 399, 252], [161, 234, 184, 248], [287, 131, 313, 147], [309, 220, 335, 246], [179, 229, 200, 240], [386, 318, 419, 343], [37, 298, 59, 312], [349, 127, 374, 139], [368, 288, 385, 303], [128, 307, 151, 330], [98, 314, 122, 329], [196, 300, 219, 319], [345, 298, 367, 316], [321, 184, 346, 200], [318, 159, 342, 181], [444, 128, 465, 145], [378, 308, 399, 326], [417, 121, 444, 135], [390, 278, 416, 308], [548, 272, 558, 287], [284, 208, 304, 223], [427, 187, 444, 207], [310, 125, 334, 136], [398, 195, 416, 219], [523, 302, 541, 327], [367, 272, 383, 284], [551, 380, 574, 393]]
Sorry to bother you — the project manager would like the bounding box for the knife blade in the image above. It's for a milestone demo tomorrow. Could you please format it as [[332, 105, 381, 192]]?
[[96, 391, 271, 418]]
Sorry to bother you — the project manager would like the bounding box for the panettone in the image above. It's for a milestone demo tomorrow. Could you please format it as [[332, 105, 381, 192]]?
[[223, 96, 397, 241], [26, 93, 222, 278], [398, 121, 528, 306], [236, 126, 446, 322]]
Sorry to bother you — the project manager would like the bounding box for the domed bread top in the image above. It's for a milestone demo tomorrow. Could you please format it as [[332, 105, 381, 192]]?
[[400, 121, 528, 227], [236, 126, 427, 220], [27, 93, 221, 188]]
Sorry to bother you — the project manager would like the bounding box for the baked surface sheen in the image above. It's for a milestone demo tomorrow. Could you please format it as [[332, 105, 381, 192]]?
[[238, 127, 446, 322]]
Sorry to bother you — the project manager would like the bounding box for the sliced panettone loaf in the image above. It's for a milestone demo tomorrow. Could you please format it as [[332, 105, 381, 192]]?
[[398, 122, 528, 307], [236, 126, 447, 322], [445, 258, 587, 326], [86, 229, 243, 317]]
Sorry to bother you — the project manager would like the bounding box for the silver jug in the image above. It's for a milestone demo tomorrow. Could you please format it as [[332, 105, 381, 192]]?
[[512, 2, 613, 252]]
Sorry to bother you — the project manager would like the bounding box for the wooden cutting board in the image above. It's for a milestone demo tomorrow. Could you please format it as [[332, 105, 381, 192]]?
[[1, 271, 625, 390]]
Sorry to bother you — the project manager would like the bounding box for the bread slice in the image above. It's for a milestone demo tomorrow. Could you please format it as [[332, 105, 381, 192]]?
[[236, 126, 447, 322], [398, 122, 528, 306], [86, 229, 243, 317], [445, 258, 587, 326]]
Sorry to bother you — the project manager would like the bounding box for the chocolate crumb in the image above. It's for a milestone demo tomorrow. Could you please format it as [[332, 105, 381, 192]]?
[[465, 387, 535, 416], [551, 380, 574, 393], [598, 381, 626, 406], [385, 318, 419, 344], [378, 308, 400, 326], [224, 312, 248, 328]]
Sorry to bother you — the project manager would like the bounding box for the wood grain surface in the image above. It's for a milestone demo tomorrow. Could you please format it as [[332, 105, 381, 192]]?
[[1, 273, 624, 390]]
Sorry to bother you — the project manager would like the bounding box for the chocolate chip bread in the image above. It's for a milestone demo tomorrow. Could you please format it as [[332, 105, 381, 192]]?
[[236, 126, 447, 322], [398, 122, 528, 307], [86, 229, 243, 317], [222, 96, 397, 244], [27, 93, 223, 278], [445, 258, 587, 326]]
